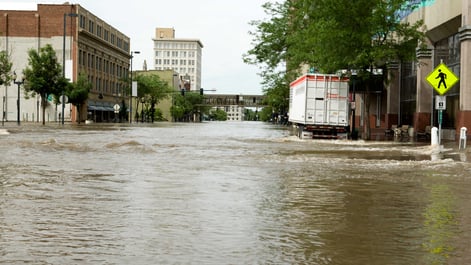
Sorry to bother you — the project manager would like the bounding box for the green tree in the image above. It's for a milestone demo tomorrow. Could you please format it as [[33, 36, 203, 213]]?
[[135, 73, 173, 122], [0, 50, 12, 124], [171, 92, 205, 122], [23, 44, 68, 125], [67, 72, 91, 124], [246, 0, 424, 139], [209, 109, 227, 121], [243, 1, 293, 118], [0, 50, 13, 87], [292, 0, 424, 138]]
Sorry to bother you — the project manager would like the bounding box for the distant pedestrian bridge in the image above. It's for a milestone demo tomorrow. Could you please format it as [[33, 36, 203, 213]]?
[[202, 94, 266, 108]]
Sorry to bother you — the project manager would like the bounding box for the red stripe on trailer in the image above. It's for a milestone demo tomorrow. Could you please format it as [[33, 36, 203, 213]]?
[[290, 74, 349, 88]]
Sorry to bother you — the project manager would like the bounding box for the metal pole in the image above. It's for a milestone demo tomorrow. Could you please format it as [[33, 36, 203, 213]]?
[[17, 82, 20, 125], [129, 54, 133, 123], [129, 51, 140, 123], [62, 13, 66, 125], [438, 109, 442, 145]]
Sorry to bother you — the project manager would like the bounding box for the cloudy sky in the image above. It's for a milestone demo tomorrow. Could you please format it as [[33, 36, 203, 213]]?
[[0, 0, 271, 95]]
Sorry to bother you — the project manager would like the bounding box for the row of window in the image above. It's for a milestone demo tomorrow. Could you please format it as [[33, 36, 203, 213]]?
[[155, 50, 196, 58], [154, 42, 199, 49], [155, 67, 195, 74], [78, 50, 128, 77], [155, 59, 196, 66], [79, 15, 129, 52], [78, 49, 128, 95]]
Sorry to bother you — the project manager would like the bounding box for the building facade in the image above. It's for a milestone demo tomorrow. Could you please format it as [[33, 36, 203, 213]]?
[[360, 0, 471, 139], [0, 3, 131, 123], [153, 28, 203, 92]]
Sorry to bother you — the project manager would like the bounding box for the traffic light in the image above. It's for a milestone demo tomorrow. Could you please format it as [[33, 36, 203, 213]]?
[[181, 89, 185, 96], [200, 88, 204, 95]]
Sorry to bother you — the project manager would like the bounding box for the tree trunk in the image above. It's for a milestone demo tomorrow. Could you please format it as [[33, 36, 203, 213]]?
[[41, 95, 47, 125], [77, 104, 81, 124]]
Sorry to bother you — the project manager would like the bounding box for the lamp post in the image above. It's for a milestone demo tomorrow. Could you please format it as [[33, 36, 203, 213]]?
[[12, 71, 25, 126], [62, 12, 78, 125], [129, 50, 140, 123]]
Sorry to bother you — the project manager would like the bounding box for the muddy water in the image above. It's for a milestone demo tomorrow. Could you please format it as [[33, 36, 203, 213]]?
[[0, 122, 470, 264]]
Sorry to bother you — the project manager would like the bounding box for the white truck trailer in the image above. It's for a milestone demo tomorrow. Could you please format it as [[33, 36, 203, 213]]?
[[289, 73, 350, 139]]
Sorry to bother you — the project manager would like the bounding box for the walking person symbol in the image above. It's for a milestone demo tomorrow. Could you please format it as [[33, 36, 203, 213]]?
[[436, 69, 447, 88]]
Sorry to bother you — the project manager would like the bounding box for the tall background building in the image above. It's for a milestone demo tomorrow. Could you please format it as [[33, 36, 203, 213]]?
[[153, 28, 203, 91]]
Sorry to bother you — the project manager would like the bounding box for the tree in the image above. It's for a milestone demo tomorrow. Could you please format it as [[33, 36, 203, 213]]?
[[243, 1, 293, 118], [0, 50, 12, 124], [135, 73, 173, 122], [171, 92, 205, 122], [246, 0, 424, 139], [23, 44, 68, 125], [67, 72, 91, 124], [0, 50, 13, 87], [209, 109, 227, 121]]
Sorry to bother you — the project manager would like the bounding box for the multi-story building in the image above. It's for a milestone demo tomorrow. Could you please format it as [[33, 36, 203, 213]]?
[[353, 0, 471, 139], [223, 105, 244, 121], [153, 28, 203, 92], [0, 3, 131, 123]]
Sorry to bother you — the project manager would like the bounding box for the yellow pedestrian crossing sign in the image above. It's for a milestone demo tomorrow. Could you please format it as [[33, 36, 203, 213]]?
[[426, 63, 459, 95]]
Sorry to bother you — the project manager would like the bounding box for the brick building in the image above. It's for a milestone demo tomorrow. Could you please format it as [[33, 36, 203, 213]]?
[[0, 3, 131, 123]]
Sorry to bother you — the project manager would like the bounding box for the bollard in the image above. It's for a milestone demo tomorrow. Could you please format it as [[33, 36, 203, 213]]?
[[431, 127, 439, 146], [459, 127, 467, 150]]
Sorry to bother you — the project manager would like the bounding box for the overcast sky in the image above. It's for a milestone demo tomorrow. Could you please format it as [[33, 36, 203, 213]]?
[[0, 0, 271, 95]]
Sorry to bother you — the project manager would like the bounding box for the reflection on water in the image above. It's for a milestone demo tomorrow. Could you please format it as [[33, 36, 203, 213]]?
[[0, 122, 471, 264], [422, 184, 458, 265]]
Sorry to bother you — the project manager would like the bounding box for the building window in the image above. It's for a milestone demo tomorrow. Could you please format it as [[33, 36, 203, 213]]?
[[79, 15, 86, 28], [88, 20, 94, 33], [96, 25, 102, 37]]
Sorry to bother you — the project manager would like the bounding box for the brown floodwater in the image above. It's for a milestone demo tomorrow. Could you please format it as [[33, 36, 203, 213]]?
[[0, 122, 470, 264]]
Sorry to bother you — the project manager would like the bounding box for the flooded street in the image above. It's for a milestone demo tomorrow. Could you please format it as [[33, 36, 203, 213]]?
[[1, 122, 471, 264]]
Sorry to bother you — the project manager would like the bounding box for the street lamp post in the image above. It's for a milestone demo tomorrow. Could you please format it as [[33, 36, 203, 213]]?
[[13, 71, 25, 126], [129, 50, 140, 123], [62, 12, 78, 125]]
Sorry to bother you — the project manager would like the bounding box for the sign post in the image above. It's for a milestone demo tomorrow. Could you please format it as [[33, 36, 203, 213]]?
[[426, 62, 459, 145], [435, 95, 446, 144]]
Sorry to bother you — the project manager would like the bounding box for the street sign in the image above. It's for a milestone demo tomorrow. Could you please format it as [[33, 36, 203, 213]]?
[[435, 95, 446, 110], [59, 95, 68, 104], [426, 63, 459, 95], [113, 104, 120, 113]]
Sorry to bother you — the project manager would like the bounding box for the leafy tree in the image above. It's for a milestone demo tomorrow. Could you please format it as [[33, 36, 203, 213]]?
[[209, 109, 227, 121], [171, 92, 205, 122], [0, 50, 12, 124], [67, 72, 91, 124], [0, 50, 13, 87], [246, 0, 424, 139], [23, 44, 68, 125], [243, 1, 293, 117], [135, 73, 173, 122]]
